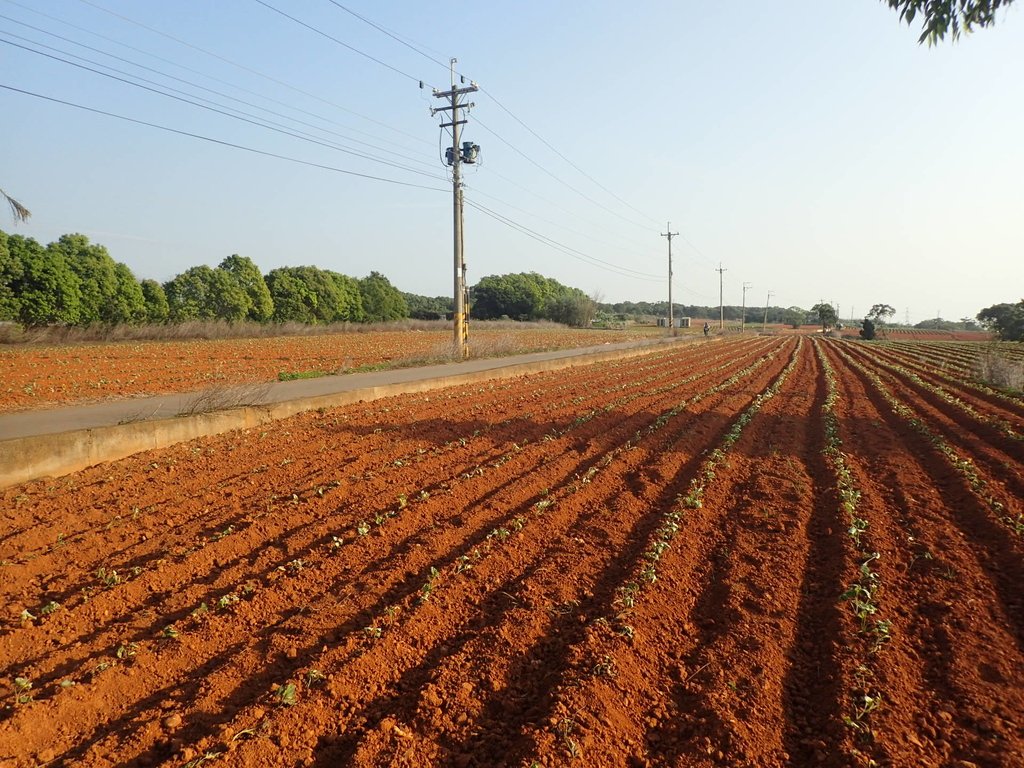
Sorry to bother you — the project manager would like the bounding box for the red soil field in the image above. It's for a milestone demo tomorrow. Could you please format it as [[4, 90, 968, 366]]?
[[0, 327, 653, 414], [1, 337, 1022, 767]]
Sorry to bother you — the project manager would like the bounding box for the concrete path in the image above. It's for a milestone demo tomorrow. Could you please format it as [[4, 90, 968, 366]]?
[[0, 335, 695, 488]]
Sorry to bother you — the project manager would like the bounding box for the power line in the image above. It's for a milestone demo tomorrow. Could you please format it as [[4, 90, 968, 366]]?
[[68, 0, 431, 147], [0, 11, 439, 172], [323, 0, 450, 71], [465, 198, 663, 282], [465, 182, 661, 265], [479, 87, 661, 228], [316, 2, 662, 231], [474, 117, 651, 231], [251, 0, 430, 88], [474, 165, 662, 261], [0, 36, 447, 183], [0, 83, 449, 192]]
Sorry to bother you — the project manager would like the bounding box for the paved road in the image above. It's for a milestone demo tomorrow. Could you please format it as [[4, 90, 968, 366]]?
[[0, 336, 688, 441]]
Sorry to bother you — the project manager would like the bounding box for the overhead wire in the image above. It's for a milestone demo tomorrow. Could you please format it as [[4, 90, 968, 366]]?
[[0, 35, 447, 183], [313, 1, 669, 244], [0, 83, 450, 192], [251, 0, 433, 89], [0, 11, 440, 172], [4, 0, 427, 151], [68, 0, 432, 147], [464, 199, 663, 282], [478, 86, 662, 228]]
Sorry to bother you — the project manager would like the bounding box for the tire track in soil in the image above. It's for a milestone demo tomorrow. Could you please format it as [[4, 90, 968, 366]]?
[[0, 340, 779, 766], [211, 340, 796, 768], [821, 341, 1024, 766]]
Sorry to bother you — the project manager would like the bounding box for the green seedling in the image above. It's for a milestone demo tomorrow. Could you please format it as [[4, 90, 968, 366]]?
[[356, 521, 370, 537], [275, 682, 297, 707], [364, 625, 383, 639], [592, 655, 618, 678], [304, 669, 326, 687], [40, 601, 62, 616], [96, 567, 121, 588], [115, 642, 139, 661], [161, 625, 180, 639], [19, 609, 36, 622], [217, 593, 239, 610], [13, 676, 33, 705]]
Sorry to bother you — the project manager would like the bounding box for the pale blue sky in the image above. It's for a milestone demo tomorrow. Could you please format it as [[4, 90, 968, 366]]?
[[2, 1, 1021, 322]]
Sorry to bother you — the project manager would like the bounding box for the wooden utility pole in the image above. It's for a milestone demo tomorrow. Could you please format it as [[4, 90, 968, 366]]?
[[762, 290, 774, 332], [661, 223, 678, 336], [741, 282, 752, 333], [432, 59, 478, 358], [716, 263, 727, 330]]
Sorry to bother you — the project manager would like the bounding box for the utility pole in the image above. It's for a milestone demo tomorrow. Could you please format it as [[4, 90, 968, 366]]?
[[741, 282, 752, 333], [661, 223, 678, 336], [716, 263, 727, 330], [762, 290, 774, 332], [431, 59, 478, 359]]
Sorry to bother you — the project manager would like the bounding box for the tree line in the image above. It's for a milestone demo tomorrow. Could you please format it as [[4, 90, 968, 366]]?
[[0, 230, 598, 329]]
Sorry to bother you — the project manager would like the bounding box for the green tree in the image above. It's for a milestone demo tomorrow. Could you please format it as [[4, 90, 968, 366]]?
[[404, 292, 451, 320], [265, 266, 363, 324], [327, 271, 365, 322], [266, 268, 317, 323], [6, 234, 81, 326], [140, 279, 169, 323], [51, 234, 120, 325], [109, 262, 146, 324], [811, 302, 839, 332], [472, 273, 546, 320], [164, 265, 251, 322], [547, 289, 596, 327], [867, 304, 896, 324], [883, 0, 1014, 45], [783, 306, 806, 329], [359, 271, 408, 322], [0, 228, 24, 321], [977, 301, 1024, 341], [860, 318, 877, 340], [219, 254, 273, 322]]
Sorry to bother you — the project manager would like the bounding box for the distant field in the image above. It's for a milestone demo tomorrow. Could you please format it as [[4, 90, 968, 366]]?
[[0, 326, 658, 413]]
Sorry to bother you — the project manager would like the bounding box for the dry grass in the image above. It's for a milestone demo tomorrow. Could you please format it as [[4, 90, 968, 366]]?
[[974, 347, 1024, 391], [0, 318, 567, 346]]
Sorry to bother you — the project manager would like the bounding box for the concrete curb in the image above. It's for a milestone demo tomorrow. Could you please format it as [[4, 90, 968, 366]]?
[[1, 338, 699, 489]]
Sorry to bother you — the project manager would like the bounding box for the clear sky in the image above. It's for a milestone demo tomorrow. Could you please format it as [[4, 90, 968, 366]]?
[[2, 0, 1022, 323]]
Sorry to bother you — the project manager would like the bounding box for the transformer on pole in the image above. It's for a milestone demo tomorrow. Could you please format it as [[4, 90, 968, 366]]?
[[431, 59, 479, 359]]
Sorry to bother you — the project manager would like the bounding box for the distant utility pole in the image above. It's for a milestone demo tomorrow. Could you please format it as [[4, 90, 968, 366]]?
[[905, 308, 910, 326], [762, 290, 774, 332], [431, 58, 479, 359], [661, 223, 679, 336], [741, 282, 752, 333], [716, 263, 727, 330]]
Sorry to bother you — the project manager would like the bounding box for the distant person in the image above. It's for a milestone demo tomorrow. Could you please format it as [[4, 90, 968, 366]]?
[[703, 322, 710, 337]]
